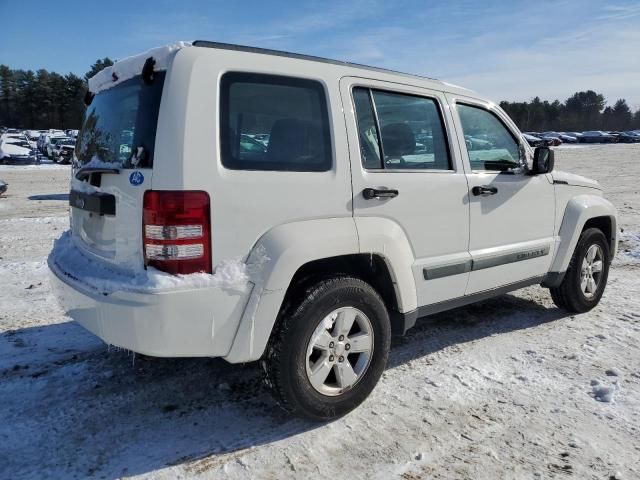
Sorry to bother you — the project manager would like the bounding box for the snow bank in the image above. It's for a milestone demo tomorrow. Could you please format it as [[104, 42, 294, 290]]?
[[48, 230, 263, 295], [88, 42, 192, 94]]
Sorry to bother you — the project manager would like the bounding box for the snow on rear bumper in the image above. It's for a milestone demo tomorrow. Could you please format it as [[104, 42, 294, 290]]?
[[47, 242, 253, 358]]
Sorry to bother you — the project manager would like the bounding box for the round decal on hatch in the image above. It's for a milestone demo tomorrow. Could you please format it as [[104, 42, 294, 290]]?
[[129, 171, 144, 186]]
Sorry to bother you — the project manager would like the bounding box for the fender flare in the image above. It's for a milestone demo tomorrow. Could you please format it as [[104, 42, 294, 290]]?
[[550, 194, 618, 274], [224, 216, 417, 363], [352, 216, 418, 312]]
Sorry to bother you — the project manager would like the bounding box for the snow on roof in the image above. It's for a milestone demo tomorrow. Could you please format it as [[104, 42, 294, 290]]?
[[87, 41, 192, 94]]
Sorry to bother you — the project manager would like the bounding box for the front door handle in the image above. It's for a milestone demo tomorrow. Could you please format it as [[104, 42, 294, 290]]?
[[363, 187, 399, 200], [472, 185, 498, 196]]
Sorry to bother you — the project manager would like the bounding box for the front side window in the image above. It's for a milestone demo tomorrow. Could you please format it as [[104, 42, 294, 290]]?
[[353, 87, 451, 170], [220, 73, 332, 171], [456, 103, 521, 171]]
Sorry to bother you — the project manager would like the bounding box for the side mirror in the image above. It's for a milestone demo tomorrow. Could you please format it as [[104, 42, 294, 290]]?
[[532, 146, 554, 174]]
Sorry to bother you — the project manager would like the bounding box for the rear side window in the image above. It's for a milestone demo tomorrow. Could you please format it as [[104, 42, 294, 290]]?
[[353, 87, 451, 170], [220, 73, 332, 171]]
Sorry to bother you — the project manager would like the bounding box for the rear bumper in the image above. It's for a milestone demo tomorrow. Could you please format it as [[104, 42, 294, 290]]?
[[48, 257, 252, 358]]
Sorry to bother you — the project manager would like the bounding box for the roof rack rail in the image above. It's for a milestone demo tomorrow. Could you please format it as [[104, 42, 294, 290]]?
[[191, 40, 439, 83]]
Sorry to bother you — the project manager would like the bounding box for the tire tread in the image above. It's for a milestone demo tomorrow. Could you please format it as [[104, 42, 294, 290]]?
[[262, 276, 389, 420], [549, 228, 610, 313]]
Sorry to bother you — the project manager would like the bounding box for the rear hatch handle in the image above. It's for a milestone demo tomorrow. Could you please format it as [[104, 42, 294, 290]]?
[[75, 167, 120, 181]]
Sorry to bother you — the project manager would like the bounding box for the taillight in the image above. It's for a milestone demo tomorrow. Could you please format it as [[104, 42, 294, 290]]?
[[142, 191, 211, 274]]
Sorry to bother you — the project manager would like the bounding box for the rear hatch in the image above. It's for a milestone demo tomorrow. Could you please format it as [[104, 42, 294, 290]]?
[[70, 72, 165, 273]]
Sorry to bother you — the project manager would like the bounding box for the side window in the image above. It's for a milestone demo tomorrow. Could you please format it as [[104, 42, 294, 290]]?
[[456, 103, 521, 171], [353, 88, 451, 170], [220, 73, 332, 171], [353, 88, 382, 169]]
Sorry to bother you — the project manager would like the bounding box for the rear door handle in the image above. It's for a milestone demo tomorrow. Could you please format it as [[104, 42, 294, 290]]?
[[472, 185, 498, 196], [363, 187, 399, 200]]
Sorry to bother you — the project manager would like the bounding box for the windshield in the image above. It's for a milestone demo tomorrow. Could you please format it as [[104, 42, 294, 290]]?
[[75, 72, 165, 168]]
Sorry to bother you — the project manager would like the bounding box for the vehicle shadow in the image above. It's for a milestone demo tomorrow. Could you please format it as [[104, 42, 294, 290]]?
[[0, 292, 568, 479], [28, 193, 69, 201], [388, 292, 566, 368]]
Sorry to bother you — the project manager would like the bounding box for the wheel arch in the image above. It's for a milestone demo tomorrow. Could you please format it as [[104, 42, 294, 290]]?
[[550, 194, 618, 274], [224, 217, 417, 363], [277, 253, 408, 335], [582, 216, 614, 256]]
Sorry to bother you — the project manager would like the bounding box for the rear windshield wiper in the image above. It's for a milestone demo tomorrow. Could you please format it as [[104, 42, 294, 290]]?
[[75, 166, 120, 181]]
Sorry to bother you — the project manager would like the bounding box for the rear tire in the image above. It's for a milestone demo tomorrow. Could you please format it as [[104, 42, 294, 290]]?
[[550, 228, 610, 313], [262, 276, 391, 421]]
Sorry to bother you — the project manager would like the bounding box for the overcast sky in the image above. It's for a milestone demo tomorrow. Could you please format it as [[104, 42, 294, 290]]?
[[1, 0, 639, 108]]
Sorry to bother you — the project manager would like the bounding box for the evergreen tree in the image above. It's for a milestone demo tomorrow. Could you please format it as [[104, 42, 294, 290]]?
[[1, 57, 638, 133], [84, 57, 114, 82], [611, 99, 633, 131]]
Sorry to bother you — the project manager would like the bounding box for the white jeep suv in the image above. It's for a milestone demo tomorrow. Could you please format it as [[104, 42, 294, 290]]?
[[49, 41, 618, 420]]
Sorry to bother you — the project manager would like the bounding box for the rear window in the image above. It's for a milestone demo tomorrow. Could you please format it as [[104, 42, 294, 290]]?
[[75, 72, 165, 168], [220, 72, 332, 171]]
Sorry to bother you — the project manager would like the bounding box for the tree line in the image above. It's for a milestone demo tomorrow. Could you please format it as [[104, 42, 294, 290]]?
[[1, 60, 640, 133], [500, 91, 640, 132], [0, 58, 113, 130]]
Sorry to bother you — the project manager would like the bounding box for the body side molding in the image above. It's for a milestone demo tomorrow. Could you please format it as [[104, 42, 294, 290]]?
[[423, 245, 551, 280]]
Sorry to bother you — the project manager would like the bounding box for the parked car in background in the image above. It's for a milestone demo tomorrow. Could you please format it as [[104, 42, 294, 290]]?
[[543, 132, 578, 143], [52, 138, 76, 163], [39, 132, 65, 153], [617, 131, 640, 143], [1, 133, 28, 144], [523, 133, 545, 147], [606, 132, 622, 141], [238, 134, 268, 161], [464, 134, 493, 150], [566, 132, 584, 140], [25, 130, 42, 149], [536, 133, 562, 146], [523, 132, 553, 146], [253, 133, 270, 145], [0, 178, 7, 195], [0, 132, 27, 145], [45, 135, 70, 158], [580, 131, 617, 143], [0, 138, 35, 163], [37, 133, 47, 152]]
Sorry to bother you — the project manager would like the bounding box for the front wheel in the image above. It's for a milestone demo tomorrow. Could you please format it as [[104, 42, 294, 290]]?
[[550, 228, 610, 313], [263, 276, 391, 420]]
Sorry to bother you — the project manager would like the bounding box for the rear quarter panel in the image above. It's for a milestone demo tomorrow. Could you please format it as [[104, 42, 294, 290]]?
[[151, 47, 354, 267]]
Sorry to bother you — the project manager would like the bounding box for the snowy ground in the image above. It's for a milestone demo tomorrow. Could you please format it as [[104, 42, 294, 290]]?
[[1, 145, 639, 479]]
